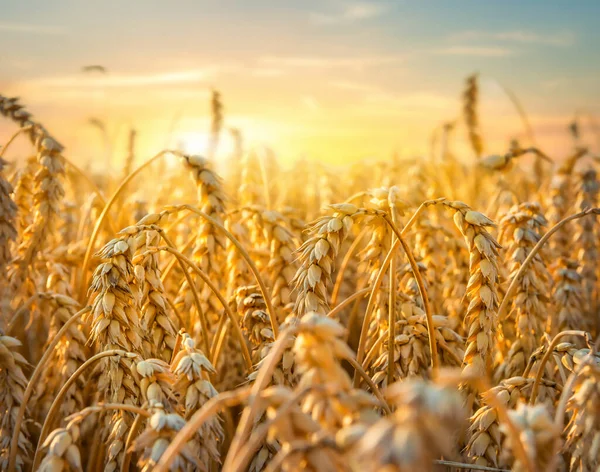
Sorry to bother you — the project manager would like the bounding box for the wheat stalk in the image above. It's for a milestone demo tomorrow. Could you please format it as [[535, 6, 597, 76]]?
[[0, 158, 17, 277], [463, 73, 484, 159], [0, 333, 32, 471], [495, 203, 551, 380]]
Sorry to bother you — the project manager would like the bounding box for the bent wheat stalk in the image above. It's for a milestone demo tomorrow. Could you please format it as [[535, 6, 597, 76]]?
[[146, 245, 253, 371], [232, 386, 316, 470], [7, 306, 91, 471], [223, 326, 297, 470], [126, 223, 211, 355], [0, 127, 24, 158], [78, 150, 181, 301], [498, 208, 600, 320], [154, 387, 252, 472], [353, 197, 446, 365], [32, 350, 138, 470], [121, 408, 146, 472], [61, 155, 117, 233], [384, 213, 438, 371], [548, 344, 600, 471], [327, 286, 370, 319], [355, 216, 439, 381], [529, 330, 591, 404], [456, 373, 536, 472], [167, 204, 279, 337], [330, 227, 368, 306]]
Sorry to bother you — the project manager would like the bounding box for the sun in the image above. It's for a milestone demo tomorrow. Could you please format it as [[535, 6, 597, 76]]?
[[177, 131, 236, 157]]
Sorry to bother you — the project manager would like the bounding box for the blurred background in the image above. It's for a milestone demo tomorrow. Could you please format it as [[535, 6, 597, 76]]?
[[1, 0, 599, 171]]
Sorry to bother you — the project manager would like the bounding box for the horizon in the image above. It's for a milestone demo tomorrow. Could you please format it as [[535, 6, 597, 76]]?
[[1, 0, 599, 169]]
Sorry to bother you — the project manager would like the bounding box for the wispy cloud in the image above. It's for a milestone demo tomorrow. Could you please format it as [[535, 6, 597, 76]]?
[[329, 80, 381, 94], [302, 95, 320, 111], [1, 58, 36, 71], [541, 76, 599, 92], [366, 91, 457, 110], [328, 80, 456, 112], [541, 78, 566, 91], [249, 68, 286, 78], [260, 55, 403, 69], [433, 46, 514, 57], [0, 21, 64, 35], [310, 2, 386, 25], [448, 30, 575, 47], [22, 68, 216, 88]]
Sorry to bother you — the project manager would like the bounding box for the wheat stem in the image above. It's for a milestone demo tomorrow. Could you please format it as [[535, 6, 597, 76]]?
[[330, 227, 368, 306], [529, 330, 591, 404], [328, 286, 370, 318]]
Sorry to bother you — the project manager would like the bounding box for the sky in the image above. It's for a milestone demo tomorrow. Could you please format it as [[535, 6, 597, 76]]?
[[1, 0, 599, 169]]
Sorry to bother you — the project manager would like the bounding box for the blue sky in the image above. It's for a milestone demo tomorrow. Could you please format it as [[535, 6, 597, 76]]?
[[1, 0, 599, 165]]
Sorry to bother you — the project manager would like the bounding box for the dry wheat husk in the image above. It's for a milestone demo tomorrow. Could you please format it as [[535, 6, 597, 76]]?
[[445, 201, 501, 380], [466, 376, 557, 468], [353, 379, 466, 471], [369, 294, 464, 388], [293, 204, 372, 316], [0, 333, 32, 471], [563, 362, 600, 471], [294, 313, 379, 433], [134, 405, 200, 472], [130, 218, 178, 361], [501, 403, 560, 472], [248, 314, 299, 388], [258, 386, 350, 472], [176, 154, 227, 336], [1, 96, 66, 298], [574, 169, 599, 324], [0, 158, 17, 276], [11, 156, 36, 237], [238, 286, 274, 356], [170, 333, 222, 466], [552, 258, 586, 336], [261, 210, 299, 318], [87, 236, 146, 470], [463, 74, 484, 158], [495, 203, 552, 380], [35, 287, 87, 420], [37, 420, 83, 472]]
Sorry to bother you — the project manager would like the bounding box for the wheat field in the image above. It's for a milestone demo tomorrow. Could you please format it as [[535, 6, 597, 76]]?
[[0, 74, 599, 472]]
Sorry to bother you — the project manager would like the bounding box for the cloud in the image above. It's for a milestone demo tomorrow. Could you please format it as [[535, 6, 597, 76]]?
[[328, 80, 457, 113], [0, 21, 64, 35], [259, 55, 403, 69], [541, 78, 566, 91], [1, 58, 36, 71], [329, 80, 381, 94], [310, 2, 386, 25], [433, 46, 514, 57], [22, 68, 217, 88], [328, 80, 399, 103], [366, 91, 457, 111], [249, 68, 286, 78], [448, 30, 575, 47], [541, 76, 600, 92]]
